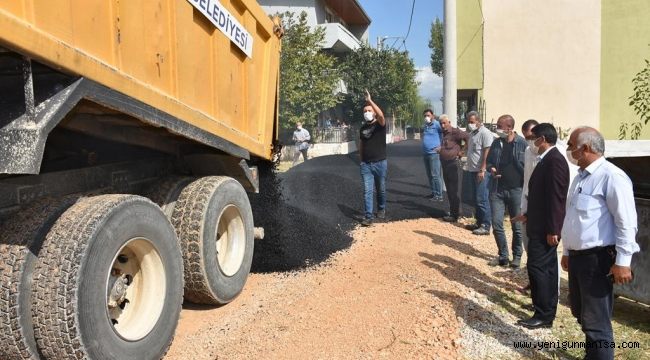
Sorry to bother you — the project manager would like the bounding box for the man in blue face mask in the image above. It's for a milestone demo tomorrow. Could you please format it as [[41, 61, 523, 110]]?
[[485, 114, 527, 267]]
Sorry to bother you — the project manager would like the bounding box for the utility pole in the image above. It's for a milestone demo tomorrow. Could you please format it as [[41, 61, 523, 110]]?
[[377, 36, 404, 50], [443, 0, 458, 126]]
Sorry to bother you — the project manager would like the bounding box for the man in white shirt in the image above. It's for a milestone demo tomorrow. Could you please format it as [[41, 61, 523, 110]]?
[[292, 122, 311, 165], [561, 127, 640, 360]]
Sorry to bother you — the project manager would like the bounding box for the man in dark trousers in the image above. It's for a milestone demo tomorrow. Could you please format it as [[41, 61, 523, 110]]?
[[439, 114, 468, 222], [515, 123, 569, 329], [358, 90, 386, 226], [562, 127, 639, 360]]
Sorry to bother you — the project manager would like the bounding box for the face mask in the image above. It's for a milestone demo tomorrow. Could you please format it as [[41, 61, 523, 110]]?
[[467, 123, 477, 132], [567, 148, 582, 166], [529, 139, 540, 154], [424, 116, 431, 123], [364, 111, 374, 122], [496, 129, 508, 138]]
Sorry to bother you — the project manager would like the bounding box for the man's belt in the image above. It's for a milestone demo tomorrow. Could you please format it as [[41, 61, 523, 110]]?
[[568, 245, 615, 257]]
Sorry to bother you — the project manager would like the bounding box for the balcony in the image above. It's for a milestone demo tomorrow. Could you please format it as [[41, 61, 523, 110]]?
[[319, 23, 361, 53]]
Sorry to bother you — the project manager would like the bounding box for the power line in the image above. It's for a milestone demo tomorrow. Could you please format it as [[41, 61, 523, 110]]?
[[379, 1, 415, 52], [403, 0, 416, 42]]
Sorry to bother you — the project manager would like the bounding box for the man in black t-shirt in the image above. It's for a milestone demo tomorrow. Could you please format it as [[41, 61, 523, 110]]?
[[485, 114, 527, 267], [358, 90, 387, 226]]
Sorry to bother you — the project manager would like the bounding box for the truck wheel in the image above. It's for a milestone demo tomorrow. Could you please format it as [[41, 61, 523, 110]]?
[[31, 195, 184, 360], [171, 176, 254, 305], [146, 176, 194, 218], [0, 197, 77, 360]]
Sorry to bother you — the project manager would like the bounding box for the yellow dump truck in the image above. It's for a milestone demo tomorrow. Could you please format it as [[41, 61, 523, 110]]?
[[0, 1, 281, 359]]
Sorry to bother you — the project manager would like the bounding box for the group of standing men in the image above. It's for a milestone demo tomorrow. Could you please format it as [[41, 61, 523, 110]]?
[[363, 103, 640, 360], [355, 92, 640, 359]]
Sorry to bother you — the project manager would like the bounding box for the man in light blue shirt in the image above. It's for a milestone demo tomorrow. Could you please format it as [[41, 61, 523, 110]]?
[[561, 127, 639, 360], [421, 109, 444, 201]]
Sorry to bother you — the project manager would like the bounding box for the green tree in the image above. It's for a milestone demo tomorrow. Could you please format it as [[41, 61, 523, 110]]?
[[407, 96, 433, 128], [277, 11, 341, 129], [622, 58, 650, 139], [341, 45, 419, 124], [428, 17, 444, 77]]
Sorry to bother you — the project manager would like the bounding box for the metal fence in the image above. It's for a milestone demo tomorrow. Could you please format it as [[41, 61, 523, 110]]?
[[312, 127, 355, 143], [279, 127, 356, 145]]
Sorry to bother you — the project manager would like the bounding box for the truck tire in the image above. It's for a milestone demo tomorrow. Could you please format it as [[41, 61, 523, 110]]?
[[0, 197, 77, 360], [31, 195, 184, 360], [171, 176, 254, 305], [146, 176, 194, 218]]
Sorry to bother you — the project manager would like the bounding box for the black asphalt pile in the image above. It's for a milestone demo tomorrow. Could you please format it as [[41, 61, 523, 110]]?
[[249, 140, 452, 273]]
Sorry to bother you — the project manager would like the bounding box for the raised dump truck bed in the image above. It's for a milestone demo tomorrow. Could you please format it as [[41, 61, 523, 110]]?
[[0, 0, 281, 173], [0, 1, 281, 359]]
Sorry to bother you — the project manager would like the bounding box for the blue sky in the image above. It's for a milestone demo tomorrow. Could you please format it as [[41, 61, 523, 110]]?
[[358, 0, 444, 112]]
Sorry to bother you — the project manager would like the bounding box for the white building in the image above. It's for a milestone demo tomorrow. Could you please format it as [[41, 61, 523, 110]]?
[[258, 0, 371, 54], [258, 0, 371, 129]]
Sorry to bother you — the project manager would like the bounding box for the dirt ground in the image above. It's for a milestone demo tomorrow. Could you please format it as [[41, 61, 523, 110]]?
[[166, 218, 465, 359], [166, 142, 649, 359], [165, 216, 570, 360]]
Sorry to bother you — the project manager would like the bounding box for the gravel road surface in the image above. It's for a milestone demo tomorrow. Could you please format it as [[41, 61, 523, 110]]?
[[165, 140, 560, 359]]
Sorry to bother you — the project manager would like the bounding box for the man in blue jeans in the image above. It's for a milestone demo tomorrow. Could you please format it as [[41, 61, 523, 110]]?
[[464, 111, 493, 235], [421, 109, 444, 201], [358, 90, 386, 226], [486, 114, 526, 267]]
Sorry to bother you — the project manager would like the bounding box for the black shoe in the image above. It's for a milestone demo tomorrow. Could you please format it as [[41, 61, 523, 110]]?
[[360, 218, 373, 227], [516, 317, 553, 329], [510, 258, 521, 269], [465, 223, 480, 230], [472, 226, 490, 236], [488, 258, 509, 267], [425, 194, 435, 200], [376, 209, 386, 219], [442, 216, 457, 222]]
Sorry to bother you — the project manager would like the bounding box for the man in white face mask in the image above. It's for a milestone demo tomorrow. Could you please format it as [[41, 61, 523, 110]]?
[[462, 111, 493, 235], [485, 115, 527, 268], [561, 127, 639, 360], [421, 109, 444, 201], [514, 119, 578, 305], [513, 123, 569, 330], [292, 122, 311, 166], [358, 90, 386, 226]]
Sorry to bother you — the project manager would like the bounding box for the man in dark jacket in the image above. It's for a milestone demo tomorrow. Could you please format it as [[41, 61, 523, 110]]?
[[514, 123, 569, 329], [486, 115, 527, 268], [439, 114, 468, 222]]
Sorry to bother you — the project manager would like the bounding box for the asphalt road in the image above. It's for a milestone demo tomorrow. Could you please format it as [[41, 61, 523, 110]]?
[[249, 139, 459, 273]]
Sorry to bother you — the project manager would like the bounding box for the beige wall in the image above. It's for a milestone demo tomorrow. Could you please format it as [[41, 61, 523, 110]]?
[[457, 0, 483, 90], [481, 0, 601, 132]]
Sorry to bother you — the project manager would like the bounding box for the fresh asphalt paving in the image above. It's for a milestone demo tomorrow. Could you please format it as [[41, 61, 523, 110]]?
[[249, 140, 468, 273]]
